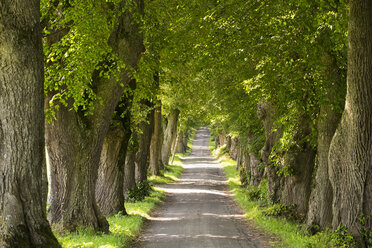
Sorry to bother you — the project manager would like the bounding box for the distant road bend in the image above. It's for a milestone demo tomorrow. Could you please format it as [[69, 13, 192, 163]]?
[[133, 127, 269, 248]]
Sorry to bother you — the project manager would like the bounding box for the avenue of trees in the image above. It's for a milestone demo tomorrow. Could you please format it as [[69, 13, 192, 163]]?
[[0, 0, 371, 247]]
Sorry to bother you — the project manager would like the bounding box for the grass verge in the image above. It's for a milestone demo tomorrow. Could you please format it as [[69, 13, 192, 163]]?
[[56, 156, 184, 248], [215, 153, 347, 248]]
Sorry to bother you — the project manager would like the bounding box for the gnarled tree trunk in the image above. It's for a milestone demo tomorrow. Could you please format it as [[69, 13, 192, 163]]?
[[0, 1, 60, 246], [96, 81, 134, 216], [46, 0, 144, 232], [161, 109, 180, 165], [329, 0, 372, 240], [307, 50, 343, 230], [280, 114, 316, 217], [46, 104, 110, 232], [258, 102, 282, 204], [307, 105, 340, 229], [96, 124, 130, 216], [250, 154, 263, 187]]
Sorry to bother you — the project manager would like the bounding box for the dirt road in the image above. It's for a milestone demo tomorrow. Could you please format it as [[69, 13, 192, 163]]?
[[133, 127, 268, 248]]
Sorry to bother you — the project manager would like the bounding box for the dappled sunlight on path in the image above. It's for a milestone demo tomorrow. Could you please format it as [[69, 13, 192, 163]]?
[[132, 127, 268, 248]]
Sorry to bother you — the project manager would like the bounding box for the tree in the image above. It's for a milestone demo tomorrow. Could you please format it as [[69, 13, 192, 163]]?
[[45, 0, 145, 232], [95, 80, 135, 216], [328, 0, 372, 241], [0, 1, 60, 246], [95, 124, 128, 216], [149, 103, 164, 175], [161, 109, 180, 165], [135, 101, 155, 182]]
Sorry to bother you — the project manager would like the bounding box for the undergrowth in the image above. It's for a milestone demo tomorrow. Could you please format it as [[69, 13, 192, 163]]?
[[56, 155, 184, 248]]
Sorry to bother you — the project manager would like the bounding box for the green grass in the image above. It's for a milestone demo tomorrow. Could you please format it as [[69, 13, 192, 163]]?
[[56, 156, 185, 248], [208, 134, 341, 247], [208, 135, 216, 151], [217, 156, 342, 248]]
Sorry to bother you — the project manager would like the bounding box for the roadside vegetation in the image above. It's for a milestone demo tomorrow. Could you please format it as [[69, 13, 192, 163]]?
[[210, 138, 358, 248], [56, 156, 184, 248]]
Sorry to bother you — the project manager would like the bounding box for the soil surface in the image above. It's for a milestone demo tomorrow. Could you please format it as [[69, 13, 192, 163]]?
[[132, 127, 270, 248]]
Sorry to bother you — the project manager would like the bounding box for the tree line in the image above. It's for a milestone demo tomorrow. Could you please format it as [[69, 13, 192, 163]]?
[[0, 0, 371, 247]]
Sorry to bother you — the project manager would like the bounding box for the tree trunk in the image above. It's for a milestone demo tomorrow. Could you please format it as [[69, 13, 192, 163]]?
[[96, 81, 134, 216], [161, 109, 180, 165], [135, 106, 155, 182], [239, 151, 251, 187], [176, 131, 186, 153], [150, 105, 163, 175], [96, 125, 128, 216], [46, 104, 110, 232], [307, 105, 340, 229], [159, 124, 165, 171], [329, 0, 372, 239], [218, 133, 226, 146], [258, 102, 282, 204], [124, 133, 138, 200], [236, 147, 243, 171], [225, 136, 232, 150], [307, 50, 343, 230], [229, 137, 239, 160], [250, 155, 263, 187], [46, 0, 144, 232], [0, 2, 60, 246], [170, 127, 181, 164], [183, 131, 189, 151], [280, 114, 316, 217], [215, 134, 220, 147]]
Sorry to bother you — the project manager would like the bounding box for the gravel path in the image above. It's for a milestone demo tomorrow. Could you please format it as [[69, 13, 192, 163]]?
[[132, 127, 269, 248]]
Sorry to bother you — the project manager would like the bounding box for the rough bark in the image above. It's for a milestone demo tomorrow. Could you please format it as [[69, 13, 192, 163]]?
[[161, 109, 180, 165], [307, 105, 340, 229], [150, 105, 163, 175], [280, 114, 316, 217], [95, 125, 128, 216], [124, 133, 138, 200], [96, 81, 134, 216], [258, 102, 282, 204], [0, 1, 60, 246], [46, 0, 144, 232], [329, 0, 372, 239], [307, 51, 343, 230], [250, 155, 263, 187], [135, 106, 155, 182], [46, 102, 110, 232]]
